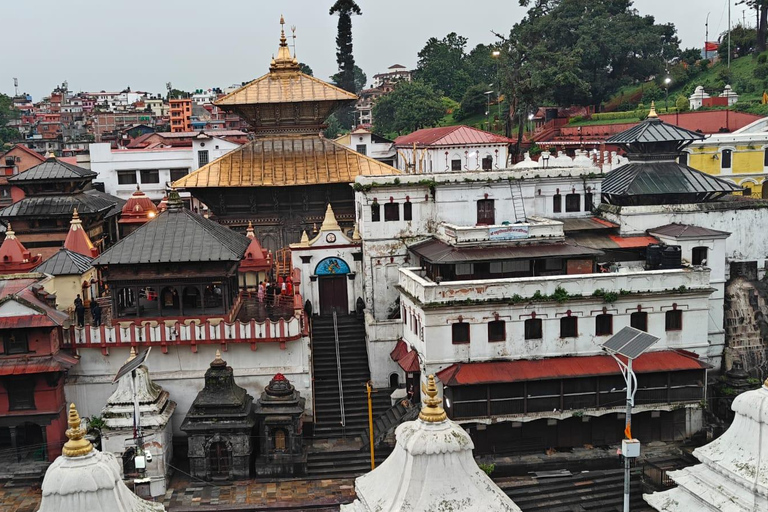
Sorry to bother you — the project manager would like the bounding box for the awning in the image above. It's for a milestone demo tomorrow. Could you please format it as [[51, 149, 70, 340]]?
[[410, 238, 603, 264], [437, 350, 708, 386], [560, 217, 617, 232], [390, 339, 408, 362], [398, 350, 420, 373], [0, 314, 60, 329], [0, 352, 79, 376], [569, 233, 659, 250]]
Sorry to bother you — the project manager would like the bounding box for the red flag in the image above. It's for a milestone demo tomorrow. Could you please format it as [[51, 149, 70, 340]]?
[[705, 42, 720, 52]]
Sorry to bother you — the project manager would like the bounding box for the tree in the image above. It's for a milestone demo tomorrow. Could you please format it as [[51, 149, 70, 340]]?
[[680, 47, 703, 65], [413, 33, 473, 101], [330, 0, 362, 127], [0, 94, 20, 149], [372, 81, 445, 136], [331, 65, 367, 93], [455, 83, 491, 121], [718, 24, 757, 60], [167, 88, 189, 100], [465, 44, 500, 86], [323, 113, 342, 139], [739, 0, 768, 53], [299, 62, 314, 76]]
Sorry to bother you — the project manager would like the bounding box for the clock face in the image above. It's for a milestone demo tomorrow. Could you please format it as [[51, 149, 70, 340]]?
[[325, 233, 336, 243]]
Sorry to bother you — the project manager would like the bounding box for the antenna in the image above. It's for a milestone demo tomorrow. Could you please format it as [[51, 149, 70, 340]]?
[[13, 78, 18, 96], [291, 25, 297, 58]]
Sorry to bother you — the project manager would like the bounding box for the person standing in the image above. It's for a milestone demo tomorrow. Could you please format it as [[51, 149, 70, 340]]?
[[90, 300, 102, 327], [74, 294, 85, 328], [257, 281, 265, 303]]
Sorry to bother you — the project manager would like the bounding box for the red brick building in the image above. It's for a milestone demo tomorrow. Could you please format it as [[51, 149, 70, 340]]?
[[0, 275, 77, 465]]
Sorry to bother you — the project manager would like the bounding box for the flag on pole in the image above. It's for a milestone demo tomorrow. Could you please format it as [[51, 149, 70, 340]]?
[[762, 92, 768, 105], [624, 423, 632, 440], [704, 41, 720, 52]]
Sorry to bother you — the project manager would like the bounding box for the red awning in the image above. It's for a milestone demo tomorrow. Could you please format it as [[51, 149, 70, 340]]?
[[398, 350, 420, 373], [0, 352, 79, 376], [390, 339, 408, 362], [437, 350, 708, 387]]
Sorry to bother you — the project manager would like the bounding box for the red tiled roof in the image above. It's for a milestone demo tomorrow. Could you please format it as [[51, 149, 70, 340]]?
[[607, 234, 660, 249], [0, 352, 79, 375], [390, 339, 408, 362], [398, 350, 420, 373], [2, 144, 45, 163], [437, 350, 708, 386], [395, 125, 515, 147]]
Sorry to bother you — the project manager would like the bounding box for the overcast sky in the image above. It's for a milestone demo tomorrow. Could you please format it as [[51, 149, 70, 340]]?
[[0, 0, 749, 100]]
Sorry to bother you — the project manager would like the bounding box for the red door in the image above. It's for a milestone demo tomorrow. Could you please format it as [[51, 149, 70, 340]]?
[[319, 276, 348, 315], [477, 199, 495, 225]]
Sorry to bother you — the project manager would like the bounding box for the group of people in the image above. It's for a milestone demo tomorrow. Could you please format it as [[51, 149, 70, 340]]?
[[256, 275, 294, 307], [74, 294, 102, 327]]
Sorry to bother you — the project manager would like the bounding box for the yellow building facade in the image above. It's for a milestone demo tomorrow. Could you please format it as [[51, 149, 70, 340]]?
[[686, 119, 768, 199]]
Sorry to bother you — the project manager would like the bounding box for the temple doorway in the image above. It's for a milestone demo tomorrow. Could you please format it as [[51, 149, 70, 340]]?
[[319, 276, 348, 315], [207, 441, 231, 479]]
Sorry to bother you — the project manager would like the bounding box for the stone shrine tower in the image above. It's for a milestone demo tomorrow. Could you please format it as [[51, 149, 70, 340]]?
[[181, 350, 256, 480], [253, 372, 307, 477]]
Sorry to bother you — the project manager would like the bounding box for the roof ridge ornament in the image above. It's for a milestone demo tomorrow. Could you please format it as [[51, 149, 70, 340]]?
[[62, 403, 93, 457], [320, 203, 340, 232], [167, 187, 183, 212], [647, 101, 658, 119], [270, 15, 300, 74], [5, 223, 15, 239], [418, 375, 447, 423]]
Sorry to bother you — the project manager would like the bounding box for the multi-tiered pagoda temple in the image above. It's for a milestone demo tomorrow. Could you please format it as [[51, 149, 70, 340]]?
[[173, 17, 398, 254]]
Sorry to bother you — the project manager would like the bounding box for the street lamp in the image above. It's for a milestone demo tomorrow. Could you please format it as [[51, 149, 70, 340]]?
[[664, 76, 672, 113], [601, 327, 660, 512], [484, 90, 494, 132]]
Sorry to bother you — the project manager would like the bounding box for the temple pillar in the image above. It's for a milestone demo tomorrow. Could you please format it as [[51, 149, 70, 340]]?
[[9, 426, 18, 462]]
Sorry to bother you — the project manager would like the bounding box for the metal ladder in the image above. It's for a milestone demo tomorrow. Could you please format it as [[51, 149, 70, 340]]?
[[510, 179, 527, 222], [333, 310, 346, 433]]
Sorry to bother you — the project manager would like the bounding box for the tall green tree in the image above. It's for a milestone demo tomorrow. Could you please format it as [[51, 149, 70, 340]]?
[[413, 33, 473, 101], [330, 0, 362, 128], [331, 65, 367, 93], [299, 63, 314, 76], [0, 94, 20, 149], [739, 0, 768, 53], [372, 81, 444, 136]]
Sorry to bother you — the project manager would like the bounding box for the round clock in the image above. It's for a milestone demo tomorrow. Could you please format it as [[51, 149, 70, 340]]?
[[325, 233, 336, 243]]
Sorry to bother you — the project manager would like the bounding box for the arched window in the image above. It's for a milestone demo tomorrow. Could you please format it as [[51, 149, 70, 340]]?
[[389, 373, 401, 388]]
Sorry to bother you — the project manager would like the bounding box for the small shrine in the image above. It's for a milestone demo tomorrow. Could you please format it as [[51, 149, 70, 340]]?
[[290, 204, 361, 316], [180, 350, 256, 480], [100, 348, 176, 497], [645, 377, 768, 511], [118, 185, 159, 237], [37, 403, 165, 512], [239, 221, 272, 291], [63, 209, 99, 258], [253, 373, 306, 477], [341, 375, 521, 512], [0, 223, 41, 274]]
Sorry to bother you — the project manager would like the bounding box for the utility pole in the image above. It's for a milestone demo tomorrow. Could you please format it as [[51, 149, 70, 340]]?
[[728, 0, 732, 68], [705, 12, 710, 60]]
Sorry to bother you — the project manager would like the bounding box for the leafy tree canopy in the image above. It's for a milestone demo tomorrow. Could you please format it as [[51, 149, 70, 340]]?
[[455, 83, 492, 121], [331, 65, 367, 93], [299, 62, 314, 76], [372, 81, 445, 136], [414, 33, 473, 101], [0, 94, 20, 149], [718, 24, 757, 60]]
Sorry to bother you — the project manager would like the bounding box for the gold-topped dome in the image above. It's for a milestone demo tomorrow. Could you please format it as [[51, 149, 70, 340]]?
[[647, 101, 658, 119], [419, 375, 447, 423], [62, 403, 93, 457]]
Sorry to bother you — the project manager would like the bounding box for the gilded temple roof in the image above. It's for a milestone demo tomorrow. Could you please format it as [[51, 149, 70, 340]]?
[[173, 135, 399, 188]]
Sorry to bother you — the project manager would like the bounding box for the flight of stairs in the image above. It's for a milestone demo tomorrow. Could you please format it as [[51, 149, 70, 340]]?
[[361, 399, 419, 450], [306, 447, 393, 478], [311, 315, 391, 438]]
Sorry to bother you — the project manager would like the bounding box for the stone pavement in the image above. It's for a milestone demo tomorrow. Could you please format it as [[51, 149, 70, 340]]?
[[0, 475, 356, 512]]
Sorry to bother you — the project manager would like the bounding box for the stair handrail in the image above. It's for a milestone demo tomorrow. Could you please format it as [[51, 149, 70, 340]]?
[[333, 310, 346, 429]]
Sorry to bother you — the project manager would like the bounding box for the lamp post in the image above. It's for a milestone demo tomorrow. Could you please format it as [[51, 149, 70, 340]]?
[[601, 327, 660, 512], [664, 76, 672, 113], [492, 50, 501, 129], [484, 90, 494, 132]]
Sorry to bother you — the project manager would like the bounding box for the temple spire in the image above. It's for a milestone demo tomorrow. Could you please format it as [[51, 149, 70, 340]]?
[[64, 208, 98, 257], [647, 101, 658, 119], [418, 375, 447, 423], [270, 15, 299, 74], [62, 403, 93, 457], [320, 203, 340, 232]]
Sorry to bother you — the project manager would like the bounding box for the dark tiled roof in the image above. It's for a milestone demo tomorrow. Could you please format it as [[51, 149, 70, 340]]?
[[648, 223, 731, 239], [85, 189, 126, 218], [35, 248, 93, 275], [8, 158, 96, 182], [0, 191, 119, 217], [93, 208, 250, 265], [606, 118, 705, 145], [601, 162, 743, 197]]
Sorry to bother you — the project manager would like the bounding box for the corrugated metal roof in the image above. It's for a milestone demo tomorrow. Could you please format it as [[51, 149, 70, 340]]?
[[35, 248, 93, 275], [410, 238, 603, 264], [215, 72, 357, 106], [601, 162, 743, 197], [0, 190, 122, 218], [569, 232, 659, 250], [606, 118, 704, 145], [436, 350, 708, 386], [0, 352, 79, 375], [173, 135, 399, 188], [648, 223, 731, 239], [395, 125, 515, 147], [94, 208, 250, 265], [561, 217, 617, 232], [8, 158, 96, 182]]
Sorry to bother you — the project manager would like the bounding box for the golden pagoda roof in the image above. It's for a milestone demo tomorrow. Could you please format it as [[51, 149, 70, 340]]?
[[173, 135, 399, 188], [215, 17, 356, 107]]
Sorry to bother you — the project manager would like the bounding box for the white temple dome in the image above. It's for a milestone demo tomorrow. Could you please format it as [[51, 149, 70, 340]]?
[[341, 375, 521, 512]]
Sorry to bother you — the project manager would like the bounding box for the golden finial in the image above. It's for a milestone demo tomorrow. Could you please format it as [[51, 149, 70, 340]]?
[[320, 204, 340, 232], [127, 346, 137, 362], [211, 349, 226, 367], [418, 375, 447, 423], [647, 101, 658, 119], [72, 208, 79, 219], [5, 223, 15, 239], [62, 403, 93, 457], [279, 15, 287, 47], [298, 230, 310, 247], [352, 223, 361, 241], [271, 15, 299, 73]]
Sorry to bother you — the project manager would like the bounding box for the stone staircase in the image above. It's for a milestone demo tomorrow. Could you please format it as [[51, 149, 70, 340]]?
[[361, 398, 419, 450], [311, 315, 391, 438], [306, 447, 393, 478], [499, 468, 651, 512]]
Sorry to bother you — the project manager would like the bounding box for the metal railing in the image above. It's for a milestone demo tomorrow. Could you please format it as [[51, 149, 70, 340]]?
[[333, 310, 346, 430], [642, 461, 675, 489]]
